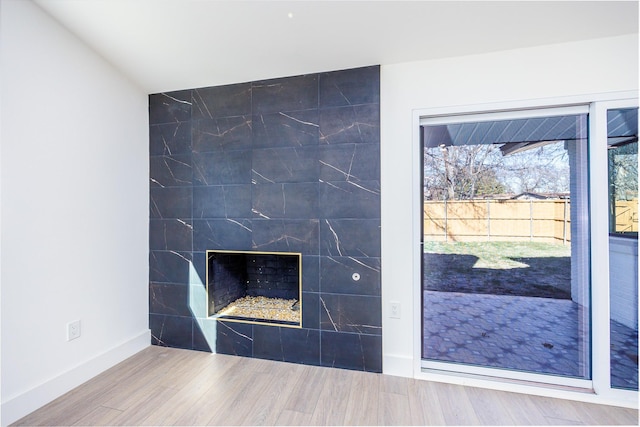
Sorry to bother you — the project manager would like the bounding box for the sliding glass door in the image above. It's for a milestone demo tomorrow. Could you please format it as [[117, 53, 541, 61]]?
[[607, 107, 638, 391], [421, 107, 592, 384]]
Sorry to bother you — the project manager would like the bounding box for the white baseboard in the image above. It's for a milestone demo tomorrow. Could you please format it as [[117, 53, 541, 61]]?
[[383, 354, 414, 378], [1, 329, 150, 427]]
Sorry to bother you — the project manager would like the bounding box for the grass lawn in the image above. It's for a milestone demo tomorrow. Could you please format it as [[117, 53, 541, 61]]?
[[423, 240, 571, 269], [423, 240, 572, 299]]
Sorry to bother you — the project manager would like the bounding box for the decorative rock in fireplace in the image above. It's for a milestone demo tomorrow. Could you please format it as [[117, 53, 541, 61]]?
[[207, 250, 302, 327]]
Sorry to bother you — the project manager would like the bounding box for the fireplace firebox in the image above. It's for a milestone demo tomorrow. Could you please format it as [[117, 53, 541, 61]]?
[[206, 250, 302, 327]]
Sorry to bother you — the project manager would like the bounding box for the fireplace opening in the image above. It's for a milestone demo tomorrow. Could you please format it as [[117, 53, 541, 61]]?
[[206, 250, 302, 327]]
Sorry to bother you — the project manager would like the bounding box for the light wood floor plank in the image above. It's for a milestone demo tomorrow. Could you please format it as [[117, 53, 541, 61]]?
[[203, 358, 304, 426], [11, 346, 638, 426], [465, 386, 518, 425], [71, 405, 123, 426], [378, 391, 412, 426], [568, 399, 640, 426], [435, 382, 483, 425], [169, 355, 247, 426], [241, 362, 306, 426], [491, 390, 550, 425], [282, 364, 327, 415], [11, 346, 159, 426], [207, 372, 273, 426], [343, 370, 381, 426], [533, 395, 588, 424], [137, 353, 240, 425], [274, 409, 313, 426], [178, 358, 258, 426], [309, 368, 354, 426], [154, 349, 213, 390], [407, 379, 448, 426], [98, 347, 194, 411], [380, 373, 410, 395], [108, 386, 178, 426]]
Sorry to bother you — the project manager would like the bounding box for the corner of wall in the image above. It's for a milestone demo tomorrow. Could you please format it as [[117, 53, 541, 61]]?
[[1, 330, 150, 427]]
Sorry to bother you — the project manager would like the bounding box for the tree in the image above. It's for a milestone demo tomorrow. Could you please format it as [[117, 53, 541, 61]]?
[[499, 142, 570, 194], [424, 141, 570, 201], [609, 142, 638, 201], [424, 144, 506, 200]]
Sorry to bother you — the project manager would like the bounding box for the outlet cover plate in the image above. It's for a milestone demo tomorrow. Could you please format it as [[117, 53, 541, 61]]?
[[67, 320, 81, 341]]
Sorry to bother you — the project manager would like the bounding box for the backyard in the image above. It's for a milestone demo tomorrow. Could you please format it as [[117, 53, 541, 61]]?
[[423, 241, 571, 299], [422, 240, 637, 389]]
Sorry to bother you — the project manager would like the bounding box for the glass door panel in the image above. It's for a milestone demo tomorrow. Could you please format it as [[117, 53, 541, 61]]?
[[421, 111, 591, 380], [607, 107, 639, 390]]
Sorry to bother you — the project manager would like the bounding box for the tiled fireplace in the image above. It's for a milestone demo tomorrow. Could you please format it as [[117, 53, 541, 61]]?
[[149, 65, 381, 372]]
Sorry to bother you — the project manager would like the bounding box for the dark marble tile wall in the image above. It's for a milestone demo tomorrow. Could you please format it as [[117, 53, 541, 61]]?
[[148, 66, 382, 372]]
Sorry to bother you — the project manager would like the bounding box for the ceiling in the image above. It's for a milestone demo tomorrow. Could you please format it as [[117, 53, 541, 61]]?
[[33, 1, 638, 94]]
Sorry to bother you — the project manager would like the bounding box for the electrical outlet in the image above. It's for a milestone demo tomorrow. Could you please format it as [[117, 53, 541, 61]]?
[[67, 320, 81, 341], [390, 302, 401, 319]]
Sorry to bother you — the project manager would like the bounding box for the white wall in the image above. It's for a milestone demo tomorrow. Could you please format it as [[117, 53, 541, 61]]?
[[0, 1, 637, 421], [0, 1, 150, 425], [380, 34, 639, 377]]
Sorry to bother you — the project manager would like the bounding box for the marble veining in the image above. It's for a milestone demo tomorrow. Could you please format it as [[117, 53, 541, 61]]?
[[331, 83, 353, 105], [252, 147, 319, 184], [319, 66, 380, 108], [151, 318, 167, 346], [320, 219, 380, 257], [251, 219, 319, 254], [347, 180, 380, 195], [151, 156, 192, 187], [149, 91, 192, 124], [150, 187, 192, 219], [226, 218, 251, 232], [218, 321, 254, 342], [254, 231, 307, 250], [150, 219, 192, 251], [324, 220, 343, 256], [319, 158, 354, 181], [320, 297, 338, 331], [193, 185, 251, 219], [347, 324, 383, 335], [169, 250, 190, 263], [346, 256, 380, 273], [252, 169, 275, 184], [192, 117, 252, 154], [192, 150, 252, 185], [149, 66, 381, 372], [150, 178, 164, 188], [251, 208, 270, 219], [193, 219, 253, 251], [319, 143, 379, 183], [319, 105, 380, 146], [253, 110, 319, 148], [149, 283, 190, 317], [319, 120, 376, 142], [200, 118, 251, 139], [319, 293, 382, 334], [149, 251, 189, 283], [191, 83, 251, 120], [279, 111, 319, 128], [150, 122, 191, 156], [163, 92, 192, 105]]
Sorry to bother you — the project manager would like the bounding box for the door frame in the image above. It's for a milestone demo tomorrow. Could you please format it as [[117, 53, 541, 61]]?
[[411, 91, 638, 406]]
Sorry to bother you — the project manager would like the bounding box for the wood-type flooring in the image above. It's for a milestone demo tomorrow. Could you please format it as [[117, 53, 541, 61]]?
[[13, 346, 639, 426]]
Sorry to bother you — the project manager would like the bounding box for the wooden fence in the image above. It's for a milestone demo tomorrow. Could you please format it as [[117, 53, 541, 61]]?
[[424, 198, 639, 243], [613, 200, 639, 233], [424, 199, 571, 243]]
